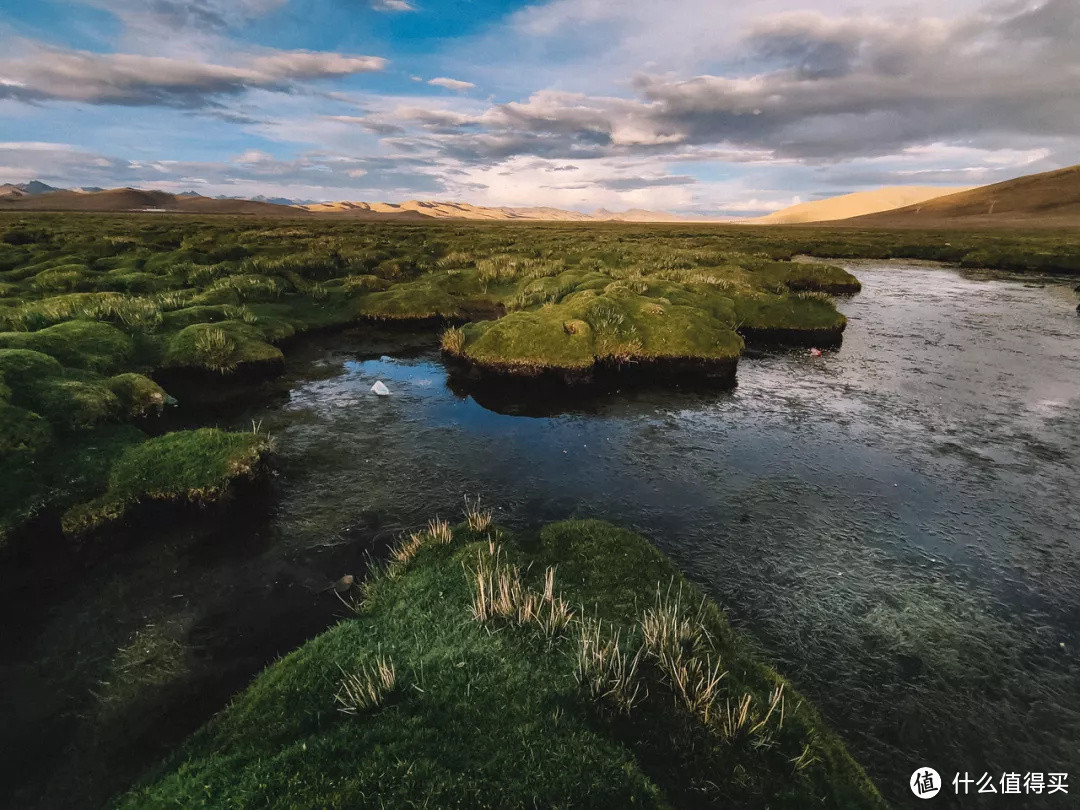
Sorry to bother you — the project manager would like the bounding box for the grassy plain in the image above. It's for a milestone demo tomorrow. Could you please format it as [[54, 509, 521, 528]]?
[[118, 517, 884, 810]]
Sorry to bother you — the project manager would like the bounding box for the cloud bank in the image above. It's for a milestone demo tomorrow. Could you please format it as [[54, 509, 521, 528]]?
[[0, 45, 386, 107], [0, 0, 1076, 213]]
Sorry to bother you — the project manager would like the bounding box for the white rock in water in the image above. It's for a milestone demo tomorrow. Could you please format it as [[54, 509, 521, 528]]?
[[371, 381, 390, 396]]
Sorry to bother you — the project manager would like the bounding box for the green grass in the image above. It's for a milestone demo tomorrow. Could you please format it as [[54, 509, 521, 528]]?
[[60, 428, 271, 535], [162, 320, 284, 373], [118, 518, 884, 810], [0, 423, 145, 533], [0, 319, 133, 372]]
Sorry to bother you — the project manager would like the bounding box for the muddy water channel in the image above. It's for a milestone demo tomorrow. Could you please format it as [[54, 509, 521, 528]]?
[[3, 261, 1080, 808]]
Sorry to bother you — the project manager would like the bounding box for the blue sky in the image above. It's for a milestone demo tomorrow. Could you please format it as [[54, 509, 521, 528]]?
[[0, 0, 1076, 214]]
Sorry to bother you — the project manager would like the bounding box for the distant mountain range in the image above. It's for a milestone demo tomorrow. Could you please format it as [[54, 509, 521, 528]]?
[[0, 181, 83, 198], [0, 187, 305, 215], [0, 183, 727, 221], [2, 165, 1079, 226]]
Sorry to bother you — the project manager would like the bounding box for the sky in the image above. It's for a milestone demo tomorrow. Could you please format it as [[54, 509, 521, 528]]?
[[0, 0, 1076, 215]]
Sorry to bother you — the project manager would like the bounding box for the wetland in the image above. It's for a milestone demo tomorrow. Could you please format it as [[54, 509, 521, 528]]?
[[2, 216, 1079, 808]]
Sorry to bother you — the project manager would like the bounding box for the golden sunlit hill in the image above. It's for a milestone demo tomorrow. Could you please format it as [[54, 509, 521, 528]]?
[[297, 199, 725, 222], [746, 186, 971, 224], [837, 165, 1080, 228]]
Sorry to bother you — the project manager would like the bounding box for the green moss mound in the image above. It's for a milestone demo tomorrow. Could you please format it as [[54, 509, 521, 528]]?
[[753, 261, 863, 294], [0, 401, 52, 456], [0, 424, 144, 540], [0, 319, 133, 372], [0, 347, 64, 389], [24, 373, 121, 429], [457, 286, 746, 376], [106, 373, 167, 417], [61, 428, 271, 535], [0, 348, 128, 430], [353, 269, 494, 320], [119, 519, 882, 810], [31, 263, 92, 292], [163, 321, 283, 373]]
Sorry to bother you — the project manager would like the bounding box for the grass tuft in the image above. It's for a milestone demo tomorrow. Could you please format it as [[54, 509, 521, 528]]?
[[463, 495, 493, 532], [717, 684, 786, 747], [640, 583, 711, 664], [425, 516, 453, 544], [575, 619, 646, 715], [657, 650, 727, 725], [469, 546, 573, 636], [192, 326, 236, 373], [440, 325, 466, 354], [335, 654, 397, 715], [389, 531, 425, 566]]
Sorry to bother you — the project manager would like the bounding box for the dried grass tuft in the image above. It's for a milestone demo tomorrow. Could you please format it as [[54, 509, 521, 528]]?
[[335, 654, 397, 714]]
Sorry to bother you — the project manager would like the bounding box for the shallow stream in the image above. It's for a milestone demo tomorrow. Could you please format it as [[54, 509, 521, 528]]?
[[3, 261, 1079, 808]]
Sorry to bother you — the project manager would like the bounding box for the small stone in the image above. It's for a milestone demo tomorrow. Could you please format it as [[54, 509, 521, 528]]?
[[371, 380, 390, 396], [333, 574, 355, 593]]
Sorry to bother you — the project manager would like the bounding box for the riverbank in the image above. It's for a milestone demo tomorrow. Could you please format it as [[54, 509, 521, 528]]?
[[118, 517, 884, 809]]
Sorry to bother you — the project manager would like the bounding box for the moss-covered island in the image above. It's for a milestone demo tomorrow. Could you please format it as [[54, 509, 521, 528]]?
[[118, 518, 884, 809]]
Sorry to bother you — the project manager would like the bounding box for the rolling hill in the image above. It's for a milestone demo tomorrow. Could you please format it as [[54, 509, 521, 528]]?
[[746, 186, 970, 224], [297, 199, 727, 222], [0, 187, 307, 215], [0, 184, 28, 200], [837, 165, 1080, 228]]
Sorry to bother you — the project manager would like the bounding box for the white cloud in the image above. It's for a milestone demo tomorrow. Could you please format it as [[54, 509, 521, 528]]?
[[234, 149, 275, 163], [396, 0, 1080, 167], [87, 0, 288, 32], [0, 43, 386, 107], [82, 0, 291, 59], [427, 77, 476, 92], [371, 0, 416, 11]]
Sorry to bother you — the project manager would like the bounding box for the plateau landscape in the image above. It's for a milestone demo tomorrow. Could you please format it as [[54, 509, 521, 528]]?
[[1, 1, 1078, 809]]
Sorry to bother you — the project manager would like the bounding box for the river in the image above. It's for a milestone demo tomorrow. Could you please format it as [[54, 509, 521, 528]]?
[[3, 260, 1079, 808]]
